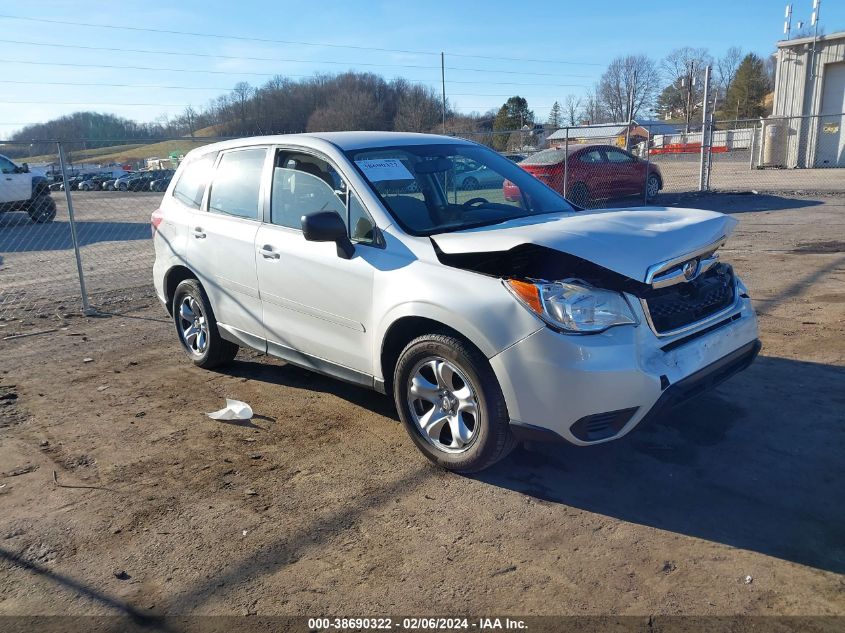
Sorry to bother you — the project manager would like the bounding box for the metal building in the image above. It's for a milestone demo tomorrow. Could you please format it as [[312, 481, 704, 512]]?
[[771, 30, 845, 167]]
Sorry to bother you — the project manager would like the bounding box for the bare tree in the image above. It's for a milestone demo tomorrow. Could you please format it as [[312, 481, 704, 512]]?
[[563, 94, 582, 126], [597, 55, 661, 123], [716, 46, 743, 100], [662, 47, 712, 132], [580, 89, 605, 124]]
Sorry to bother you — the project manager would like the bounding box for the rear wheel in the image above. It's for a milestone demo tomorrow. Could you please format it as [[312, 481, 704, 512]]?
[[461, 177, 479, 191], [172, 279, 238, 369], [569, 182, 589, 208], [27, 196, 56, 223], [393, 333, 515, 473], [645, 174, 660, 201], [118, 182, 128, 191]]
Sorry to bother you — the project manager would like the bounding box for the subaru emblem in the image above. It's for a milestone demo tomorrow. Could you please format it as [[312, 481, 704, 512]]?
[[683, 259, 698, 281]]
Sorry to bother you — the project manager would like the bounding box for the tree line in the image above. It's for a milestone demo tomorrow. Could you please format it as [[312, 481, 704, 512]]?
[[3, 44, 775, 158]]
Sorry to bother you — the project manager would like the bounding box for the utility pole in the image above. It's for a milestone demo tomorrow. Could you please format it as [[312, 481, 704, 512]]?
[[441, 52, 447, 134], [698, 65, 712, 191], [625, 70, 637, 150]]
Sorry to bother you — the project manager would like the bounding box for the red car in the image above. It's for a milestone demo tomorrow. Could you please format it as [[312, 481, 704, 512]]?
[[504, 144, 663, 208]]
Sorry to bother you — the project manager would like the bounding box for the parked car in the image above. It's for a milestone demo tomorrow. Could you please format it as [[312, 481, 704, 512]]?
[[152, 132, 759, 473], [149, 176, 172, 192], [78, 174, 112, 191], [451, 157, 505, 191], [48, 181, 63, 192], [504, 144, 663, 207], [0, 153, 56, 223], [102, 178, 117, 191]]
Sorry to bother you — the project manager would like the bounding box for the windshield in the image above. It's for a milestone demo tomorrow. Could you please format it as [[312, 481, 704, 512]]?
[[346, 143, 575, 236]]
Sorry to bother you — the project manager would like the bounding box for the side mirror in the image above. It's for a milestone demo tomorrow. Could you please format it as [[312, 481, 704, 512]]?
[[21, 162, 29, 173], [301, 211, 354, 259]]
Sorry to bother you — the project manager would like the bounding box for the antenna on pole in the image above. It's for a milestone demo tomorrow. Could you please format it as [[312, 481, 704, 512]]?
[[784, 3, 792, 38]]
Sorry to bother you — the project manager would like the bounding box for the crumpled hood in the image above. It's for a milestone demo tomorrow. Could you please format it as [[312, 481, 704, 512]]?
[[430, 207, 737, 283]]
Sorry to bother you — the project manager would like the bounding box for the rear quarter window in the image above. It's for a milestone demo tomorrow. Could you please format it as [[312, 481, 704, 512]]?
[[172, 152, 217, 209]]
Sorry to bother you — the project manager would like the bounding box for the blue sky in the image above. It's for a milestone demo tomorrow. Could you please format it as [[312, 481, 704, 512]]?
[[1, 0, 843, 136]]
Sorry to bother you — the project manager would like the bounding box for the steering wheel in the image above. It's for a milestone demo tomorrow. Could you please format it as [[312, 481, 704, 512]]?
[[461, 197, 489, 208]]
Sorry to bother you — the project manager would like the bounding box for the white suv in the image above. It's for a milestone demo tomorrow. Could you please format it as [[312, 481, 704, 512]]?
[[152, 132, 759, 472]]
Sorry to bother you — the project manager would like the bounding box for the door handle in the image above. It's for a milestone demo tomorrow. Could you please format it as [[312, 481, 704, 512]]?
[[192, 227, 206, 239], [259, 245, 280, 260]]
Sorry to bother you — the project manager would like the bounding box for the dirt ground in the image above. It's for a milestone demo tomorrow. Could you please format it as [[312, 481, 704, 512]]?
[[1, 192, 844, 620]]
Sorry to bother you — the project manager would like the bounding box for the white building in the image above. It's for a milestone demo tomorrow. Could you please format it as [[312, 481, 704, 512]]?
[[771, 30, 845, 167]]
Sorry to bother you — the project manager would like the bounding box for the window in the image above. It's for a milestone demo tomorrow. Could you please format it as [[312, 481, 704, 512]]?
[[604, 149, 635, 163], [348, 144, 574, 236], [579, 150, 603, 164], [172, 153, 216, 209], [270, 151, 377, 244], [0, 156, 17, 174], [208, 148, 266, 220]]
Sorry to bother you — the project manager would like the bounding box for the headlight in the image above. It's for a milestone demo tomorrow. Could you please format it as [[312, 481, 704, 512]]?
[[505, 278, 637, 333]]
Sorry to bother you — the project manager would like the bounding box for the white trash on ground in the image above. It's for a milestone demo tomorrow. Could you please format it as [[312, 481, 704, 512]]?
[[206, 399, 253, 421]]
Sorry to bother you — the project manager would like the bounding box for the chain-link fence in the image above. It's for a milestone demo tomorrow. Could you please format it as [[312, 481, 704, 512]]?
[[1, 120, 843, 323]]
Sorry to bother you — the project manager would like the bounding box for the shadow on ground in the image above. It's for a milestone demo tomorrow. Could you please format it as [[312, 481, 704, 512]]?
[[628, 191, 826, 213], [0, 218, 150, 252], [476, 355, 845, 574], [217, 351, 845, 574]]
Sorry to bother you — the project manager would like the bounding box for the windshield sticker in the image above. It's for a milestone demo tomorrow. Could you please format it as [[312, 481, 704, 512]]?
[[355, 158, 414, 181]]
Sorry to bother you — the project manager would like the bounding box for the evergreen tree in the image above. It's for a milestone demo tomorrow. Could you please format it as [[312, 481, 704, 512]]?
[[724, 53, 770, 120], [547, 101, 563, 128]]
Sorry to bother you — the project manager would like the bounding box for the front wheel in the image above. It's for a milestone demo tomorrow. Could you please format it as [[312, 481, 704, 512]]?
[[172, 279, 238, 369], [393, 334, 515, 473], [118, 182, 127, 191], [27, 196, 56, 223]]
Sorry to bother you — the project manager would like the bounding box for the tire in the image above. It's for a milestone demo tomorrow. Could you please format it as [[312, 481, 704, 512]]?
[[393, 333, 515, 473], [172, 279, 238, 369], [461, 177, 479, 191], [27, 196, 56, 223], [118, 182, 127, 191], [569, 182, 589, 208], [645, 174, 661, 201]]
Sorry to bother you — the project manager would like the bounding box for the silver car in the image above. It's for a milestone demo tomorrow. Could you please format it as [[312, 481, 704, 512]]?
[[152, 132, 759, 473]]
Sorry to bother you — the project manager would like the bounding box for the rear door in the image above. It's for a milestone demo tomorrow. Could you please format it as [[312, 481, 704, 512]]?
[[573, 148, 608, 198], [0, 155, 30, 204], [186, 146, 268, 341]]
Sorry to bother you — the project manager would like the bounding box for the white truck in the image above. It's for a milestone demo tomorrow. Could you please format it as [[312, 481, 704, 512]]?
[[0, 154, 57, 223]]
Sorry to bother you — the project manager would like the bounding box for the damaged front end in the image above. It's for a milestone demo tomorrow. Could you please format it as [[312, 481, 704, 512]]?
[[433, 239, 741, 340]]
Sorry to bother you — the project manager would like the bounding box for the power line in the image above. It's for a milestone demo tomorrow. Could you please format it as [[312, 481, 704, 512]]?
[[0, 38, 594, 78], [0, 79, 232, 91], [0, 38, 438, 71], [0, 101, 194, 106], [0, 13, 604, 67], [0, 80, 588, 96], [0, 59, 592, 89]]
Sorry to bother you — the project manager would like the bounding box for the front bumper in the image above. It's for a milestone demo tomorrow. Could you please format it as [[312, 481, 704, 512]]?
[[489, 293, 759, 446]]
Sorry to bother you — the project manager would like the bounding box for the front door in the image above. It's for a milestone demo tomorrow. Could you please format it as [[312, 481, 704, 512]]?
[[255, 149, 381, 377], [602, 147, 640, 196], [0, 156, 30, 204], [186, 146, 268, 341]]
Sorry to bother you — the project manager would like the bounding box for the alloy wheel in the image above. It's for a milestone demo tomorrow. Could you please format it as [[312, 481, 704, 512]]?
[[407, 356, 481, 453], [178, 295, 209, 355]]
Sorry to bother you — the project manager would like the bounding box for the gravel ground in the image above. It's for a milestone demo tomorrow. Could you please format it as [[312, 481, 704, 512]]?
[[0, 192, 843, 620]]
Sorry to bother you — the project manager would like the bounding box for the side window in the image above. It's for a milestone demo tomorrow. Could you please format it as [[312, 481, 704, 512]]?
[[172, 153, 216, 209], [208, 148, 266, 220], [604, 149, 634, 163], [0, 156, 16, 174], [579, 150, 603, 163], [348, 193, 376, 244], [270, 151, 377, 244]]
